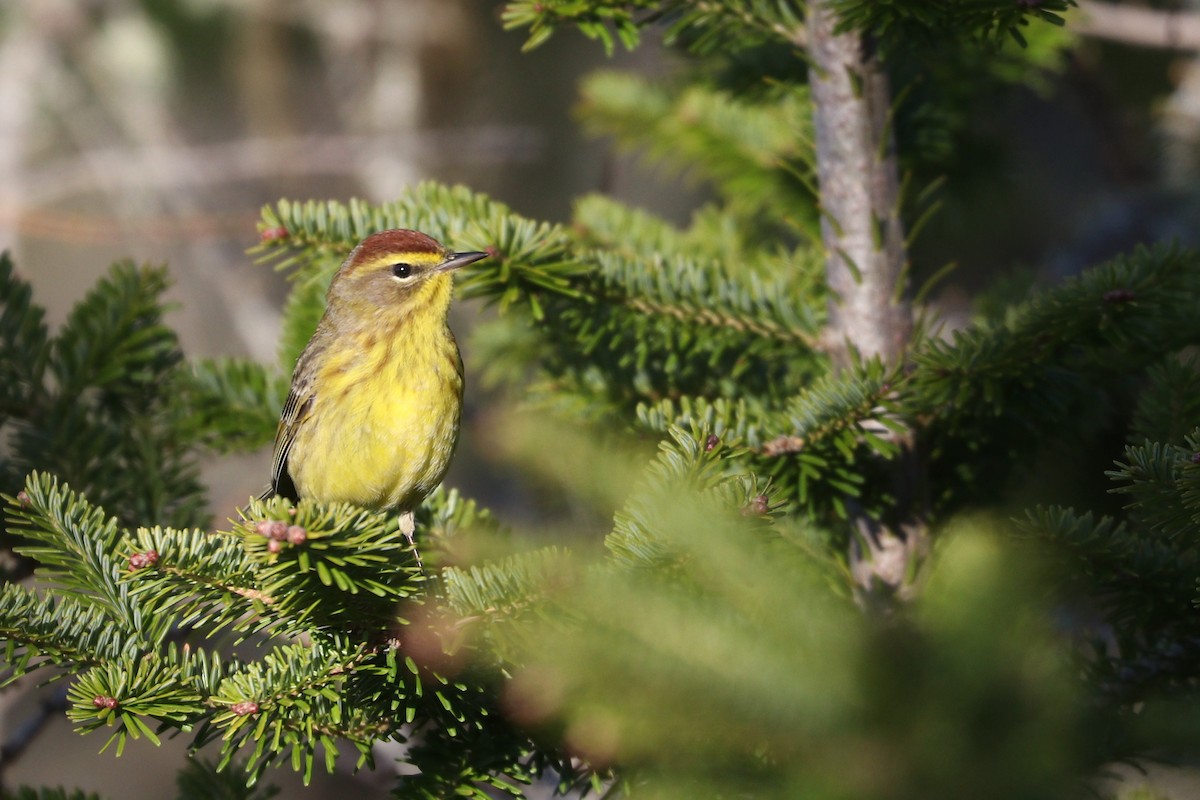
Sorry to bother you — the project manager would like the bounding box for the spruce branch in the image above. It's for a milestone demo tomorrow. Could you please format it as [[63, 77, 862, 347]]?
[[501, 1, 806, 54], [1107, 440, 1200, 541], [237, 499, 423, 635], [769, 357, 903, 461], [634, 360, 902, 520], [906, 246, 1200, 456], [0, 467, 533, 789], [415, 487, 506, 556], [6, 473, 139, 615], [66, 654, 203, 756], [0, 252, 49, 422], [2, 262, 209, 532], [577, 72, 817, 235], [0, 585, 125, 670], [832, 0, 1073, 49], [1019, 505, 1199, 627], [207, 638, 379, 782], [628, 321, 910, 558], [635, 395, 776, 448], [439, 548, 571, 668], [591, 248, 823, 347], [607, 425, 780, 570], [574, 194, 808, 277], [1130, 357, 1200, 446], [173, 358, 287, 454], [49, 263, 180, 402], [442, 548, 569, 626], [124, 525, 271, 638]]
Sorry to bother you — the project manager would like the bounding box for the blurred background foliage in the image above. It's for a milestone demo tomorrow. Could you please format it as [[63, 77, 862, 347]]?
[[6, 0, 1200, 798]]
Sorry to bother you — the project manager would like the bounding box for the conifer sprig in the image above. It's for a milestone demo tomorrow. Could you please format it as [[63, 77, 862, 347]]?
[[0, 584, 127, 669], [238, 499, 423, 634], [591, 248, 822, 346], [174, 358, 288, 453], [909, 246, 1200, 419], [442, 548, 568, 625], [831, 0, 1074, 48], [574, 194, 807, 277], [906, 244, 1200, 507], [1020, 504, 1199, 627], [0, 261, 209, 533], [577, 73, 817, 234], [0, 253, 49, 421], [7, 474, 130, 604], [501, 0, 806, 54], [607, 425, 778, 568], [636, 360, 900, 518], [66, 653, 204, 756], [206, 638, 377, 783], [1130, 356, 1200, 446], [125, 525, 266, 638]]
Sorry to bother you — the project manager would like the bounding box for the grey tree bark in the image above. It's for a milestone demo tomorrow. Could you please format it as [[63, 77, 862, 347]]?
[[806, 0, 924, 603]]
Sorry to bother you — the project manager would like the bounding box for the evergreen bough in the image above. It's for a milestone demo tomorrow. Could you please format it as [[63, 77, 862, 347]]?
[[7, 1, 1200, 798]]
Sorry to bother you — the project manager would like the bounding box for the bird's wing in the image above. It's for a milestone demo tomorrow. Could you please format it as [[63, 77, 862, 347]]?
[[264, 357, 317, 502]]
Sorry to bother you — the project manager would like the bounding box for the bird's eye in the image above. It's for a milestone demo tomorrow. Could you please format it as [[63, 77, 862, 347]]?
[[391, 263, 414, 279]]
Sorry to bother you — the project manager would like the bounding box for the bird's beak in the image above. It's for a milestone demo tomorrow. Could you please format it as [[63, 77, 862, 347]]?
[[437, 251, 490, 273]]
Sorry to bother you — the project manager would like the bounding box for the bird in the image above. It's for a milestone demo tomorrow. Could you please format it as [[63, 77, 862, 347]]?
[[265, 228, 488, 551]]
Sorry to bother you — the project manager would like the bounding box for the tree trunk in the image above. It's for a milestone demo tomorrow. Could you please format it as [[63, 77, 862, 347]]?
[[806, 0, 924, 603]]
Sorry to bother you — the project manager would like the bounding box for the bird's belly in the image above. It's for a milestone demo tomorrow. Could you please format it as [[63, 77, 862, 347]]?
[[291, 347, 462, 511]]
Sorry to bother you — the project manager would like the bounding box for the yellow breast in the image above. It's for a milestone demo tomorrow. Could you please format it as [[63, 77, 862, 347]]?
[[288, 324, 463, 512]]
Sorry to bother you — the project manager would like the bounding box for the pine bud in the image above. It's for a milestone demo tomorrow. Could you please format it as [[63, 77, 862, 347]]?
[[1192, 452, 1200, 465], [128, 550, 159, 570], [259, 226, 288, 243], [93, 695, 118, 710], [267, 539, 282, 554], [705, 434, 720, 452], [742, 494, 770, 516], [286, 525, 307, 545], [255, 520, 289, 540], [1102, 288, 1135, 303], [15, 490, 30, 508], [230, 700, 260, 716]]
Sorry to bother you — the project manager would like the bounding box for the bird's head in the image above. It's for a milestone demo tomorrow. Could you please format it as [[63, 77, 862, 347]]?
[[325, 229, 488, 320]]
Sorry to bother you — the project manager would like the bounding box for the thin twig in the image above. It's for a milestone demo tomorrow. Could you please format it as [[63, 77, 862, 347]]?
[[1074, 0, 1200, 50]]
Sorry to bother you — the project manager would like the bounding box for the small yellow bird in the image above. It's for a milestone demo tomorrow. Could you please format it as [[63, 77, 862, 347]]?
[[266, 229, 488, 545]]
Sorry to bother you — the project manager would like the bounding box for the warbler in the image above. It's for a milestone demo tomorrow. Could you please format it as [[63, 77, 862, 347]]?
[[265, 229, 488, 544]]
